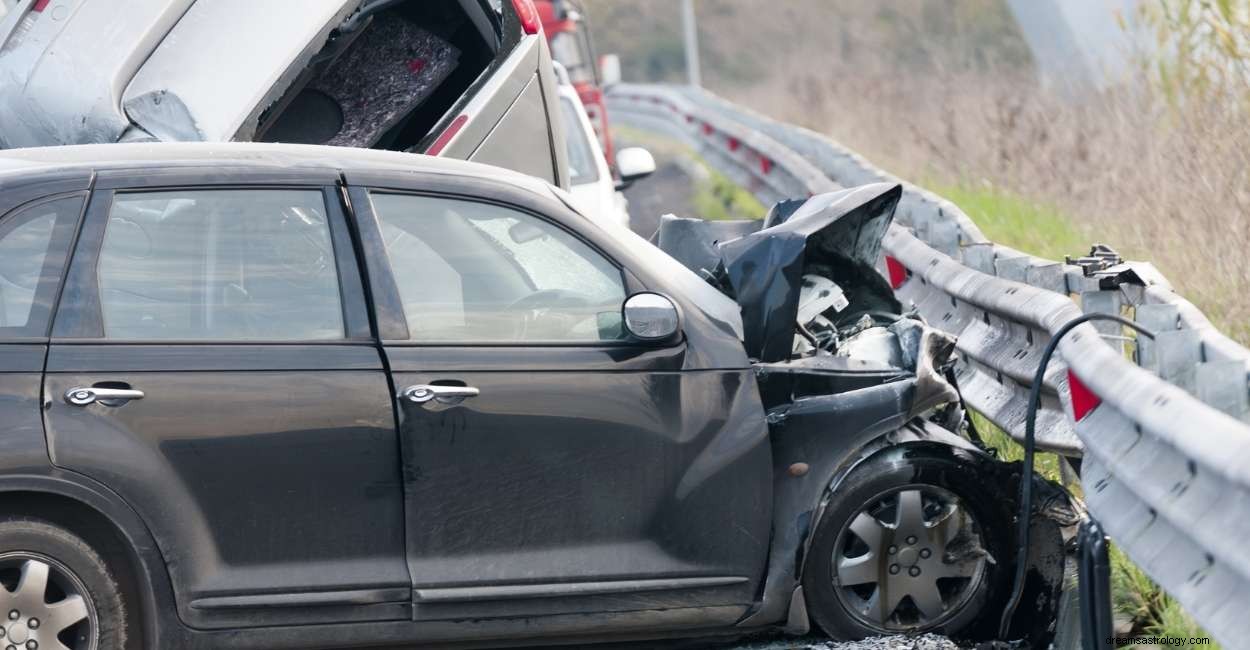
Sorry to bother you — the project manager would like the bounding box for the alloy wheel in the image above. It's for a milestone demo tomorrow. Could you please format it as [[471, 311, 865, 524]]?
[[831, 486, 987, 632], [0, 553, 95, 650]]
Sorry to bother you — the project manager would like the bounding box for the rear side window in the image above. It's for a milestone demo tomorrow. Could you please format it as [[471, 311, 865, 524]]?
[[560, 96, 600, 185], [0, 195, 82, 337], [95, 190, 345, 341], [370, 192, 626, 343]]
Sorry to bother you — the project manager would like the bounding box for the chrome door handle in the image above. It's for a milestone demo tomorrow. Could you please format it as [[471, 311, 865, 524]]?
[[64, 386, 145, 407], [400, 384, 480, 405]]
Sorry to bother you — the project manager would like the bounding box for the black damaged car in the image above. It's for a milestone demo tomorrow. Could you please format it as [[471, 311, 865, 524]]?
[[0, 143, 1069, 650]]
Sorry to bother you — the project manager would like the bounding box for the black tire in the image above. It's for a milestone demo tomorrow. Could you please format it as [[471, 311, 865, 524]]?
[[802, 446, 1012, 641], [0, 517, 128, 650]]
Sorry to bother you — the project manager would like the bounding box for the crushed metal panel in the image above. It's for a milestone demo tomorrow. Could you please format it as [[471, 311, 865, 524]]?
[[121, 0, 359, 142], [0, 0, 194, 148]]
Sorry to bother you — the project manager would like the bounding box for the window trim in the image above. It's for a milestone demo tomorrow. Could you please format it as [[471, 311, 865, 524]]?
[[354, 187, 646, 348], [51, 184, 370, 344], [0, 192, 88, 341]]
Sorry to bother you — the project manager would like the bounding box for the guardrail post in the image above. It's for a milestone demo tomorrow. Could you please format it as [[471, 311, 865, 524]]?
[[1152, 329, 1204, 391], [994, 252, 1030, 282], [1195, 361, 1250, 421], [929, 219, 961, 258], [1082, 291, 1126, 356], [1135, 303, 1180, 369], [1027, 262, 1069, 295], [961, 243, 996, 275]]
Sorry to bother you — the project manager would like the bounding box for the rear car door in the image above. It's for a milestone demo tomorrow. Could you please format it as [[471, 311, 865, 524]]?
[[42, 170, 410, 630], [347, 174, 772, 633]]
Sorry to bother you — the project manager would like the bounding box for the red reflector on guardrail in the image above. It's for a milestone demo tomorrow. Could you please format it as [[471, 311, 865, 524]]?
[[885, 256, 908, 289], [1067, 370, 1101, 421]]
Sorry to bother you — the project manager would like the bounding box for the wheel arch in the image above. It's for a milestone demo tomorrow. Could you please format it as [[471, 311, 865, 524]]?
[[0, 474, 182, 649]]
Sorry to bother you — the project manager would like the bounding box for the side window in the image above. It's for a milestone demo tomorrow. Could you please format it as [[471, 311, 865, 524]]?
[[369, 192, 627, 343], [96, 189, 344, 341], [0, 195, 82, 337]]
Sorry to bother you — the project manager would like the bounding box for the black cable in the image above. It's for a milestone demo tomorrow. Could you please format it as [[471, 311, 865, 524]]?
[[997, 313, 1155, 640]]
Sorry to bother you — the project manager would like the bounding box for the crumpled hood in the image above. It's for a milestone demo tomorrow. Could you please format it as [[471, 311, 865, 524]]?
[[653, 183, 903, 362]]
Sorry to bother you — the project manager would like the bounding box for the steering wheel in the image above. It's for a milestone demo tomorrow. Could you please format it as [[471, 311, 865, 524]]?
[[505, 289, 595, 339]]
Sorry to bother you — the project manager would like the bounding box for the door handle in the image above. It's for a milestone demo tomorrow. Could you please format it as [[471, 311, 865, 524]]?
[[64, 386, 145, 407], [400, 384, 480, 406]]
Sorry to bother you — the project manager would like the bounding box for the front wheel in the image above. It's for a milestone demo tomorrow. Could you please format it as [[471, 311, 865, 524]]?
[[802, 447, 1011, 641], [0, 517, 129, 650]]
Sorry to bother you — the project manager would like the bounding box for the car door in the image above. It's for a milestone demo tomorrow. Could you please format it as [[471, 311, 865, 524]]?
[[42, 170, 410, 630], [345, 175, 772, 632]]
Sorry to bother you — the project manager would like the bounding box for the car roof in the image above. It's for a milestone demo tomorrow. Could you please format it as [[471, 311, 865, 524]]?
[[0, 142, 561, 199]]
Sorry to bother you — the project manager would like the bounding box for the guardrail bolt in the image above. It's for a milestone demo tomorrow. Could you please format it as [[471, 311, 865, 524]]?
[[889, 564, 900, 575]]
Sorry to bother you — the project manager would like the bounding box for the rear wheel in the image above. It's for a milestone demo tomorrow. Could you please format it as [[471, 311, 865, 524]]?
[[0, 518, 128, 650], [802, 448, 1011, 640]]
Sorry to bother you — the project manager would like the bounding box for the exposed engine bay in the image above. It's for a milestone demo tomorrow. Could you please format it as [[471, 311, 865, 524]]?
[[653, 184, 958, 415]]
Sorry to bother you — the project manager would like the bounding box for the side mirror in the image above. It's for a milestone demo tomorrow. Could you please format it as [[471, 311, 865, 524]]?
[[622, 292, 680, 341], [599, 54, 622, 87], [615, 147, 656, 190]]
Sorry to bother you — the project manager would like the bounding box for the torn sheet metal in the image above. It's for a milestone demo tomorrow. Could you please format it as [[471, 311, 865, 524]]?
[[654, 183, 903, 363]]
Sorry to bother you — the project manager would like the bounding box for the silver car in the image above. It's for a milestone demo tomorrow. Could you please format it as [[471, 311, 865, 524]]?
[[0, 0, 569, 187]]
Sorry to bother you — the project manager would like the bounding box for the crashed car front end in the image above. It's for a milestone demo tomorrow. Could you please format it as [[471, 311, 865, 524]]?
[[654, 183, 1077, 645]]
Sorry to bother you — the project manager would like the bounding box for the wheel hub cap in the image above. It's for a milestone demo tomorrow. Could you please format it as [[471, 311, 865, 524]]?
[[0, 556, 94, 650], [832, 487, 988, 632], [7, 621, 28, 644]]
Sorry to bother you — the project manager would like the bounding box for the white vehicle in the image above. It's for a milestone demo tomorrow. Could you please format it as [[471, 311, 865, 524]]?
[[555, 66, 654, 228]]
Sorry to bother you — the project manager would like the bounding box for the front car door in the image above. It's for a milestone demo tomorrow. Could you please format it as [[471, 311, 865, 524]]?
[[42, 169, 410, 629], [345, 171, 773, 639]]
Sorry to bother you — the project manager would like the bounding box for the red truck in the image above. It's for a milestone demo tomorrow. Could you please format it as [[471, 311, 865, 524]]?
[[534, 0, 617, 171]]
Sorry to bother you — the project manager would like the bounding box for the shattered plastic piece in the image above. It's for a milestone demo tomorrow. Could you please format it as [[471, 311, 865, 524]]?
[[796, 274, 848, 324]]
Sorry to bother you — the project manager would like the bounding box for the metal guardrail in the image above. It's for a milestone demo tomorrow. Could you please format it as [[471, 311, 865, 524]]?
[[609, 83, 1250, 647]]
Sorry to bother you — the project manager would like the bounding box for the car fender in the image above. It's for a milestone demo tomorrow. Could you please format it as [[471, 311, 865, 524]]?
[[0, 471, 184, 648], [738, 379, 990, 630]]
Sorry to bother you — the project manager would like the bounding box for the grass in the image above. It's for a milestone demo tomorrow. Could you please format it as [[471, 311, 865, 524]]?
[[693, 166, 767, 221], [969, 411, 1067, 485], [927, 181, 1090, 262]]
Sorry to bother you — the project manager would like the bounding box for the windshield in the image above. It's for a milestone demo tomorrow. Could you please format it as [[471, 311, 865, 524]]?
[[560, 96, 600, 185]]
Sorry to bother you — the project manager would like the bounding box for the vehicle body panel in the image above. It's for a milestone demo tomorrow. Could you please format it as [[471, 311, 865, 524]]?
[[0, 0, 193, 147], [0, 0, 571, 188], [121, 0, 358, 142], [0, 143, 1025, 648], [558, 83, 629, 227], [345, 170, 772, 624], [40, 172, 410, 630]]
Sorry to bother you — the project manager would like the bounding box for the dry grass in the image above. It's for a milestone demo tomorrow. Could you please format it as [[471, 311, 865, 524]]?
[[585, 0, 1250, 342]]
